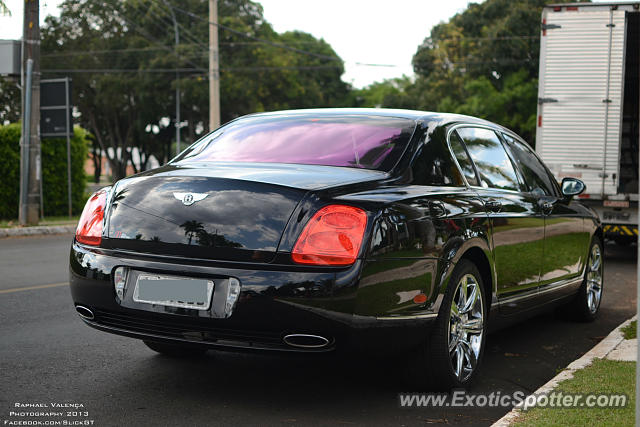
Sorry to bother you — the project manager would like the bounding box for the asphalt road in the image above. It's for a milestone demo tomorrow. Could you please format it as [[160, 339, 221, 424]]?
[[0, 234, 636, 426]]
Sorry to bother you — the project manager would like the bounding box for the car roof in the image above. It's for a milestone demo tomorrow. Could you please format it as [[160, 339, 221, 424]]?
[[242, 108, 500, 127]]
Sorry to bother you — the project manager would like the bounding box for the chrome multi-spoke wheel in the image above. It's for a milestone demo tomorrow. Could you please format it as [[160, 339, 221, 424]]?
[[409, 260, 486, 390], [448, 273, 484, 382], [585, 244, 603, 314], [568, 240, 604, 321]]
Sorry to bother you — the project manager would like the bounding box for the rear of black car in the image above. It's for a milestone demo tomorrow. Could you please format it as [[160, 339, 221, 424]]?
[[69, 112, 425, 353]]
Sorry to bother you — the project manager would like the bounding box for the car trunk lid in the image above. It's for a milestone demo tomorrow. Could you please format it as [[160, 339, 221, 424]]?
[[103, 163, 387, 262]]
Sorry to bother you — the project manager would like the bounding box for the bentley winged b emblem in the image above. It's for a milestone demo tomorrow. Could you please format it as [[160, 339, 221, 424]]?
[[173, 192, 208, 206]]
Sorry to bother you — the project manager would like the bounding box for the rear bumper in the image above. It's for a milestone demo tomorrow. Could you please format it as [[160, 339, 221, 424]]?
[[70, 242, 436, 354]]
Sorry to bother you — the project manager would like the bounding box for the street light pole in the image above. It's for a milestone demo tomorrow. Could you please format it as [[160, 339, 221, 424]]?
[[164, 1, 181, 156], [209, 0, 220, 130], [20, 0, 41, 225]]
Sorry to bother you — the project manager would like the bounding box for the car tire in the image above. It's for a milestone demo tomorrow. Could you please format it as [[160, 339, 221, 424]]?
[[568, 239, 604, 322], [407, 259, 487, 390], [143, 340, 208, 357]]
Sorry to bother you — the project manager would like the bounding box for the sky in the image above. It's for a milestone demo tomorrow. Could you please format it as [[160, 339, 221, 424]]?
[[257, 0, 473, 87], [0, 0, 605, 88], [0, 0, 478, 88]]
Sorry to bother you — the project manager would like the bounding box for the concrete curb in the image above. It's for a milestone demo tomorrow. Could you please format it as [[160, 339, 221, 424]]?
[[491, 315, 637, 427], [0, 225, 76, 238]]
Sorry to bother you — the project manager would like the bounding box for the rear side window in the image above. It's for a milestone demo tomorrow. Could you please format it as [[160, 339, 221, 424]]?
[[501, 133, 557, 197], [174, 115, 416, 172], [411, 131, 465, 186], [448, 131, 479, 186], [456, 127, 521, 191]]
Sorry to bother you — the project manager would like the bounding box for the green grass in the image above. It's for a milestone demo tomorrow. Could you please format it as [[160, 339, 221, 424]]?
[[622, 321, 637, 340], [516, 359, 635, 426], [0, 215, 79, 228]]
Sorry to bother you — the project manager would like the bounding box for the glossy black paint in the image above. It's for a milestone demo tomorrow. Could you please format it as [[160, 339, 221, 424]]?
[[69, 109, 601, 354]]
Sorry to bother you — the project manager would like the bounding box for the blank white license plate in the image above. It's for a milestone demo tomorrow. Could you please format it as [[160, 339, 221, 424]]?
[[133, 274, 214, 310]]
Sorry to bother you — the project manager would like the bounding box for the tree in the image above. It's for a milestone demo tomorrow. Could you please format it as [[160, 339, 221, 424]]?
[[41, 0, 349, 181], [0, 77, 20, 125], [408, 0, 556, 143], [352, 0, 588, 145], [352, 76, 417, 109], [0, 1, 10, 15]]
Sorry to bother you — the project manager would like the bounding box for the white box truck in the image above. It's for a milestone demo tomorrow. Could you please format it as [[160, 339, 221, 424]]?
[[536, 2, 639, 244]]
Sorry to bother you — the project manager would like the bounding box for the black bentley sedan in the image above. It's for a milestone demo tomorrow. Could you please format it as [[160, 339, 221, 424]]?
[[70, 109, 603, 390]]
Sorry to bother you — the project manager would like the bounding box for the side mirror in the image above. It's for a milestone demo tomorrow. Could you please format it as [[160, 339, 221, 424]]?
[[561, 177, 586, 197]]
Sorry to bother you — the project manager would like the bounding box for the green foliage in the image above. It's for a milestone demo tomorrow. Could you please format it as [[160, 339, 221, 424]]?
[[621, 320, 636, 340], [0, 123, 88, 219], [0, 124, 21, 219], [0, 77, 20, 125], [41, 0, 350, 180], [356, 0, 589, 145], [439, 70, 538, 140], [409, 0, 553, 143], [352, 76, 417, 109], [0, 0, 10, 16], [41, 127, 89, 216]]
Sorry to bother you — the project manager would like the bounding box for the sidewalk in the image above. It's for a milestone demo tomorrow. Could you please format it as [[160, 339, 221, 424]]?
[[493, 315, 637, 426], [0, 222, 76, 238]]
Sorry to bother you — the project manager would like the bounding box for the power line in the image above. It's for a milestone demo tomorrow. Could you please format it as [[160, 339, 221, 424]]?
[[41, 65, 344, 74], [99, 1, 204, 71], [168, 4, 344, 63], [429, 34, 540, 42], [143, 0, 208, 51]]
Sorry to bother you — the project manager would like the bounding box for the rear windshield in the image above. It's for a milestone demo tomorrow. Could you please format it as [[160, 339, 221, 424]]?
[[173, 115, 416, 172]]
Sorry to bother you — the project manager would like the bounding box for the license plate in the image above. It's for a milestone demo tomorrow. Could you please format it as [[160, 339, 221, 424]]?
[[603, 200, 629, 208], [133, 274, 214, 310], [602, 211, 631, 222]]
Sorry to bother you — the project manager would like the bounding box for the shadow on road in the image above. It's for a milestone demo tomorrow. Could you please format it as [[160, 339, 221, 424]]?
[[88, 243, 635, 425]]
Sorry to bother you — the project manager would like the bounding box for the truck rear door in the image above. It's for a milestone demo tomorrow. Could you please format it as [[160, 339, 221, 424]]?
[[536, 5, 627, 197]]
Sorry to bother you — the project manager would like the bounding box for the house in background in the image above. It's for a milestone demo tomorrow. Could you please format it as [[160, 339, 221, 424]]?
[[85, 147, 160, 183]]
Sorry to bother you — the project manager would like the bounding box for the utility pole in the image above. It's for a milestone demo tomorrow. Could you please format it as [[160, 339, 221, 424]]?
[[164, 1, 181, 156], [20, 0, 40, 225], [209, 0, 220, 130]]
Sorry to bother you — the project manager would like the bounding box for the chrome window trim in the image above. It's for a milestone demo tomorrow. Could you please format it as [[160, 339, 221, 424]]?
[[499, 130, 562, 198], [445, 123, 527, 197], [499, 131, 559, 198], [444, 124, 475, 189]]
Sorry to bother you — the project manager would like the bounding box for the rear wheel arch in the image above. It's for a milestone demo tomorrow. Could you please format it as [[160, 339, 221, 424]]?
[[459, 247, 494, 313], [440, 238, 493, 292], [594, 226, 604, 247]]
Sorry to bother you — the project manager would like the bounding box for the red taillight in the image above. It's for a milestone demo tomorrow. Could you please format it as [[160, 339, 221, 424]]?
[[292, 205, 367, 266], [75, 190, 107, 246]]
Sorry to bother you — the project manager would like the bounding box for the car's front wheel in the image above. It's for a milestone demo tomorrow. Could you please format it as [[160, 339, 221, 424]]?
[[408, 259, 487, 390], [143, 340, 208, 357], [568, 239, 604, 321]]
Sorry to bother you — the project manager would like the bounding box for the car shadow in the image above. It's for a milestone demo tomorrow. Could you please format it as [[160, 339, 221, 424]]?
[[99, 243, 636, 425]]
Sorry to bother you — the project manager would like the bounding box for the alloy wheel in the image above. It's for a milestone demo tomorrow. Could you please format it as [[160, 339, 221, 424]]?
[[448, 273, 484, 382], [586, 244, 603, 314]]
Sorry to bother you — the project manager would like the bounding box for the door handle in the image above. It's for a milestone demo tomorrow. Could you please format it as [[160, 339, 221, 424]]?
[[539, 200, 554, 215], [485, 199, 502, 213]]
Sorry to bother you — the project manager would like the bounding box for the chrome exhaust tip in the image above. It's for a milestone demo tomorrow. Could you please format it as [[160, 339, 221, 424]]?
[[75, 305, 95, 320], [283, 334, 330, 349]]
